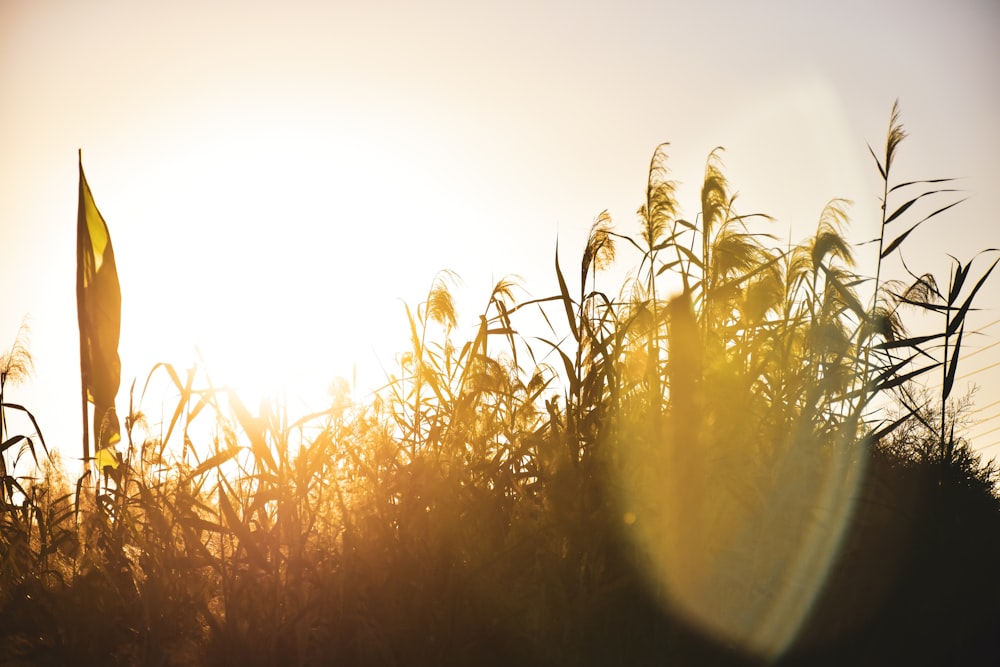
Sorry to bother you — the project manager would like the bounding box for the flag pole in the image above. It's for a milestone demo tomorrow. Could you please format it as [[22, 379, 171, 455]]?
[[77, 148, 91, 475]]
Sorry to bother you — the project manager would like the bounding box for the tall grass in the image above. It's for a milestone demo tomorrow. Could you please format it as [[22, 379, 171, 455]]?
[[1, 104, 998, 665]]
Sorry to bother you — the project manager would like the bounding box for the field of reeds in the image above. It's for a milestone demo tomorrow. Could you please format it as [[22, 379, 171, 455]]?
[[2, 104, 999, 666]]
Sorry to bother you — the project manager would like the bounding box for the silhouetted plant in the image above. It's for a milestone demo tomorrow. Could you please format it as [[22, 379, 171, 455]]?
[[2, 102, 997, 666], [1, 320, 47, 507]]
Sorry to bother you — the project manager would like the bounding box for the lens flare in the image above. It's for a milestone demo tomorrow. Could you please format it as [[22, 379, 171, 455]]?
[[618, 294, 869, 660]]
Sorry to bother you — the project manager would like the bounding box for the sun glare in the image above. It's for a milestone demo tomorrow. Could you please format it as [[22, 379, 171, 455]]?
[[112, 120, 431, 435]]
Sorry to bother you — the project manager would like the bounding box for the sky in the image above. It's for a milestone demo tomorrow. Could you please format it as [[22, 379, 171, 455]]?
[[2, 0, 999, 467]]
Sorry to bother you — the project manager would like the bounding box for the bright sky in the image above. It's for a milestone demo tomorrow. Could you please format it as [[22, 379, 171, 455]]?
[[2, 0, 999, 465]]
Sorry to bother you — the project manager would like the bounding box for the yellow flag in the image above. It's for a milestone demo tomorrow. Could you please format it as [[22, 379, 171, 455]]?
[[76, 152, 121, 468]]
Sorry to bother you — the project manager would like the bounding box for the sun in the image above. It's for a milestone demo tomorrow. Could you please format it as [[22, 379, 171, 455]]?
[[104, 102, 489, 447], [85, 90, 544, 458]]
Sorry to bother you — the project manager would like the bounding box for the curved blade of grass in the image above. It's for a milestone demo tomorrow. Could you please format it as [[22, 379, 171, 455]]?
[[140, 362, 196, 449], [218, 484, 267, 570], [881, 220, 928, 259], [657, 242, 704, 271], [1, 434, 29, 455], [248, 486, 282, 517], [884, 188, 962, 226], [874, 331, 947, 351], [882, 198, 968, 259], [946, 256, 999, 336], [136, 478, 173, 539], [868, 143, 886, 180], [227, 389, 278, 474], [876, 361, 943, 394], [186, 445, 241, 481], [943, 322, 964, 401], [554, 241, 580, 342], [868, 412, 913, 444], [0, 402, 47, 458], [74, 469, 90, 521], [535, 336, 579, 399], [888, 177, 958, 194], [0, 476, 28, 510], [948, 259, 971, 305]]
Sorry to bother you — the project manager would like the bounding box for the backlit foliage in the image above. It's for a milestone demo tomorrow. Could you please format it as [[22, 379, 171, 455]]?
[[1, 104, 998, 665]]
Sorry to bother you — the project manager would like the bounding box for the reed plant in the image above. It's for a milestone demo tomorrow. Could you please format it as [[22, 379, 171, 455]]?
[[1, 103, 998, 665]]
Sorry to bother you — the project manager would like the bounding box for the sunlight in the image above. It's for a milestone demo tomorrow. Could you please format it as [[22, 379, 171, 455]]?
[[112, 114, 439, 430], [3, 2, 998, 663]]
